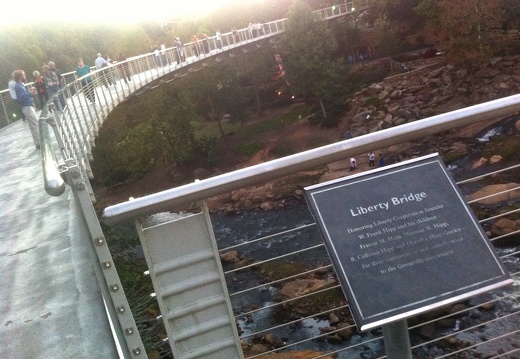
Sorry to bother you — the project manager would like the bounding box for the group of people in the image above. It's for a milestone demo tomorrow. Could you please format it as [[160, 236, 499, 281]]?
[[8, 52, 135, 150], [8, 61, 68, 149], [349, 152, 385, 171], [9, 61, 66, 113]]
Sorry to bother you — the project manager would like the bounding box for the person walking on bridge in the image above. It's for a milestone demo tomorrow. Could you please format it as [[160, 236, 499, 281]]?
[[13, 70, 40, 149]]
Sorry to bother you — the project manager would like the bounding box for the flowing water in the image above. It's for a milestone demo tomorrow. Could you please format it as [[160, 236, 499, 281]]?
[[208, 201, 519, 358]]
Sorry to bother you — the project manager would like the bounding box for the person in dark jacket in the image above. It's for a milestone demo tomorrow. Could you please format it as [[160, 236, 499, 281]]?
[[32, 70, 48, 109]]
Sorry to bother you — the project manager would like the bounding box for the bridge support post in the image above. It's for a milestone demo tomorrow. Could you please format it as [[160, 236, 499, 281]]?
[[65, 161, 147, 359]]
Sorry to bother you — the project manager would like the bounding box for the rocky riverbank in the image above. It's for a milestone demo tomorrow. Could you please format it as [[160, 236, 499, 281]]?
[[205, 55, 520, 215]]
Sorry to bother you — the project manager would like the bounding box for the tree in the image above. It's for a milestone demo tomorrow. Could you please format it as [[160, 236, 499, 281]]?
[[376, 0, 427, 45], [234, 46, 279, 117], [420, 0, 505, 64], [152, 86, 199, 164], [280, 0, 343, 119]]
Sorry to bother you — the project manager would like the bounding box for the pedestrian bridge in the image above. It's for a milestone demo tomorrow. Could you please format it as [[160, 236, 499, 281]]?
[[2, 2, 520, 358]]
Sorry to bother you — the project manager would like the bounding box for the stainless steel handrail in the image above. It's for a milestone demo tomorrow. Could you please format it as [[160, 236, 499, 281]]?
[[39, 114, 66, 196], [101, 94, 520, 224]]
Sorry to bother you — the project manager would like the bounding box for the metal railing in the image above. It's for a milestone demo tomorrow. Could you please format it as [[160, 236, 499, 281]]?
[[102, 95, 520, 358]]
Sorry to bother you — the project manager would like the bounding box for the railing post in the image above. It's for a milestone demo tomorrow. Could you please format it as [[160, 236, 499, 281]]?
[[65, 161, 147, 359], [0, 93, 11, 126]]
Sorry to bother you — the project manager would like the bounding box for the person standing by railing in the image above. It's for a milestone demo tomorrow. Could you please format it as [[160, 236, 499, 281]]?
[[48, 61, 66, 109], [42, 64, 63, 111], [174, 38, 185, 63], [76, 58, 96, 103], [190, 35, 200, 57], [7, 73, 25, 121], [32, 70, 48, 109], [216, 30, 222, 50], [232, 27, 238, 44], [116, 53, 132, 84], [94, 53, 109, 87], [13, 70, 40, 149]]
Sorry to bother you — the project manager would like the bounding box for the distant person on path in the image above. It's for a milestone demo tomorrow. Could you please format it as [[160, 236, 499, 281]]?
[[152, 46, 161, 67], [379, 153, 385, 167], [350, 157, 357, 171], [368, 151, 375, 167], [191, 35, 200, 57], [160, 44, 169, 66], [76, 58, 95, 103], [174, 38, 185, 62], [216, 30, 222, 49], [345, 131, 352, 139], [104, 55, 115, 86], [32, 70, 48, 109], [202, 34, 210, 54], [232, 27, 238, 44], [13, 70, 40, 149]]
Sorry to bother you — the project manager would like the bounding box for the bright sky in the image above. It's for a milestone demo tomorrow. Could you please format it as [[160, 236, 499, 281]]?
[[2, 0, 247, 25]]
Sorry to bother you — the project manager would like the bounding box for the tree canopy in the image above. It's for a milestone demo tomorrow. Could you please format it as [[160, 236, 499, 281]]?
[[280, 0, 344, 119]]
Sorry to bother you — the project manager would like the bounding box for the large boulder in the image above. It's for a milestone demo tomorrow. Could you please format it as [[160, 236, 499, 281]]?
[[466, 183, 520, 204], [280, 279, 337, 302]]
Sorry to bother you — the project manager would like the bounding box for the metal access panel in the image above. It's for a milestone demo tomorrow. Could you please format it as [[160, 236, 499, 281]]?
[[137, 211, 243, 359]]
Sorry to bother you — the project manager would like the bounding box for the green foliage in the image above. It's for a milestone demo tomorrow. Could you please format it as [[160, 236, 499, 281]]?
[[376, 26, 406, 57], [234, 141, 263, 156], [91, 82, 202, 184], [0, 23, 154, 83], [280, 0, 344, 109], [363, 96, 384, 110], [192, 136, 219, 166], [152, 89, 198, 164]]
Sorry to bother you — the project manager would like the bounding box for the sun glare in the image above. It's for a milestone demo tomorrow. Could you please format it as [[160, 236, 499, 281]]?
[[2, 0, 239, 26]]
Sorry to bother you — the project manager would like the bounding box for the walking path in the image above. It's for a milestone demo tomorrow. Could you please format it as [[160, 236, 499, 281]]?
[[0, 120, 118, 358]]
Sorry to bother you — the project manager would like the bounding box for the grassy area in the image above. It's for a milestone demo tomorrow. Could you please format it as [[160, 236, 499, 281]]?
[[194, 104, 313, 139]]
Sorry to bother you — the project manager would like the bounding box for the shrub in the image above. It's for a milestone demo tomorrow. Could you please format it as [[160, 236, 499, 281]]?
[[193, 136, 218, 166], [364, 96, 383, 109], [235, 141, 263, 156]]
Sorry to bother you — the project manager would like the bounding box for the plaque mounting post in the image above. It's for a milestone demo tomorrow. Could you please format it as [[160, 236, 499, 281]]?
[[382, 320, 412, 359]]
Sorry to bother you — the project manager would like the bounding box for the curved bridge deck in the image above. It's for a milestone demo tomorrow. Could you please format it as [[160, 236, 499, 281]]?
[[0, 121, 119, 358]]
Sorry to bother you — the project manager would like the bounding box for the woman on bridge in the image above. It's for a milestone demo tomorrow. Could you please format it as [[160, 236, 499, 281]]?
[[76, 58, 95, 103]]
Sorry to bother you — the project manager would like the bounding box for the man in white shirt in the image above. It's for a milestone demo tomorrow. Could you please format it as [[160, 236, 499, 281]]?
[[95, 53, 109, 87]]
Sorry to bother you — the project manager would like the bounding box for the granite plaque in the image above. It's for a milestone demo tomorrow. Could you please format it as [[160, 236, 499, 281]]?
[[304, 153, 512, 331]]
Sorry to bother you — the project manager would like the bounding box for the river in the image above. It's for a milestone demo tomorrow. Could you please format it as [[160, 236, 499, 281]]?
[[208, 201, 520, 358]]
